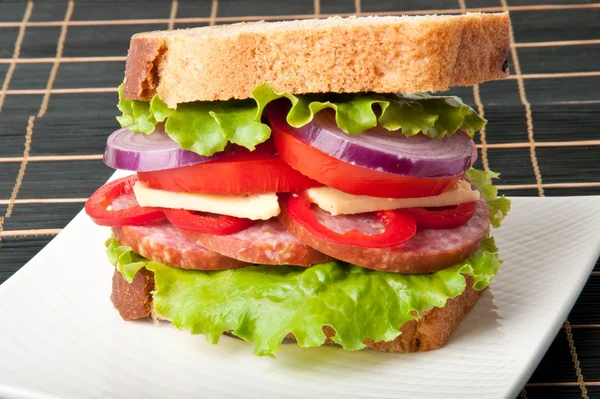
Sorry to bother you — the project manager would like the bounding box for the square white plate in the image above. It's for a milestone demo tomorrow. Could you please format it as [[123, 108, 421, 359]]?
[[0, 191, 599, 399]]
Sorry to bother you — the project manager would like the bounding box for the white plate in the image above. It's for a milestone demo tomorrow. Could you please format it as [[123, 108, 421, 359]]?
[[0, 187, 599, 399]]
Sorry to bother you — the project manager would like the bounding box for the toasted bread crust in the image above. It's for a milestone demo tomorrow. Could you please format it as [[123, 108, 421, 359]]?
[[123, 37, 166, 101], [111, 267, 482, 352], [111, 267, 155, 320], [123, 13, 510, 106]]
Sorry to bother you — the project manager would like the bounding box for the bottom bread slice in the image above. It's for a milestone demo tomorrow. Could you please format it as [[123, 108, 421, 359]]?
[[111, 268, 483, 353]]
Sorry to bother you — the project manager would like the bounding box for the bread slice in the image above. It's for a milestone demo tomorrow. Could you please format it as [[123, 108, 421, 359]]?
[[123, 13, 510, 107], [111, 269, 483, 353]]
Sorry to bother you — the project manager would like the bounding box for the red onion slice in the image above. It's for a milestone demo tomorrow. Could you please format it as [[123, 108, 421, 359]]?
[[272, 107, 475, 179], [104, 126, 237, 171]]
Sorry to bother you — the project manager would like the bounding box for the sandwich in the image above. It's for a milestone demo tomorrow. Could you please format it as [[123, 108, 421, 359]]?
[[85, 13, 512, 356]]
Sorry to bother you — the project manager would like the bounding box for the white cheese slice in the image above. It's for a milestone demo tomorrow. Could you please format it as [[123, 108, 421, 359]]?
[[306, 180, 480, 216], [133, 181, 280, 220]]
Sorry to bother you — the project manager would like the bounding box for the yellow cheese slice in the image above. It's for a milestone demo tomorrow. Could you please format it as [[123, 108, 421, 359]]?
[[306, 180, 480, 215], [133, 181, 280, 220]]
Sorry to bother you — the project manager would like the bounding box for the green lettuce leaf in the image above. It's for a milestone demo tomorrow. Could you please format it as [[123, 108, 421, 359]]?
[[105, 237, 147, 281], [116, 85, 156, 133], [467, 168, 512, 228], [107, 236, 501, 357], [117, 83, 486, 156]]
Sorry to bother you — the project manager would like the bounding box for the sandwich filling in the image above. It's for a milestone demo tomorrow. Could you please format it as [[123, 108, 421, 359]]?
[[117, 83, 486, 157], [107, 235, 501, 357], [87, 82, 510, 356]]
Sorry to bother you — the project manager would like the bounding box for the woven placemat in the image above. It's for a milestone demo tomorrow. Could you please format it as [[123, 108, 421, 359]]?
[[0, 1, 599, 398]]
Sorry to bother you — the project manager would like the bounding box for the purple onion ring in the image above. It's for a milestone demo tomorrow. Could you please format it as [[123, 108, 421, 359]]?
[[287, 110, 475, 179], [104, 126, 237, 171]]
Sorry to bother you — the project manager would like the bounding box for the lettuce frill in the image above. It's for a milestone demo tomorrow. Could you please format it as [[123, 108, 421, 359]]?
[[107, 236, 501, 357], [117, 84, 486, 156]]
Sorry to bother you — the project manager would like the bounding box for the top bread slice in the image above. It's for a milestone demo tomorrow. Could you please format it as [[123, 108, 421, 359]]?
[[123, 13, 510, 107]]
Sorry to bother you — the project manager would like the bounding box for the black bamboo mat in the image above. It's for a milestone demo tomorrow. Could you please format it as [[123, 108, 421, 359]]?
[[1, 1, 599, 398]]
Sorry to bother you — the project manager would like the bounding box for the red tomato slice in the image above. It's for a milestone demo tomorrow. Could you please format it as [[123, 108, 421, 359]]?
[[270, 116, 461, 199], [85, 175, 165, 226], [137, 148, 321, 194], [285, 193, 416, 248], [404, 202, 478, 229], [164, 208, 255, 235]]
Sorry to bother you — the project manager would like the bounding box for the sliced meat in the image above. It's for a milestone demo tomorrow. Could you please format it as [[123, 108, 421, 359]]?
[[111, 194, 246, 270], [178, 219, 332, 266], [279, 194, 490, 273]]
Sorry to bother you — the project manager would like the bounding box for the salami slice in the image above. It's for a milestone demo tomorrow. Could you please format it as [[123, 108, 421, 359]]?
[[178, 219, 332, 266], [111, 194, 246, 270], [279, 194, 490, 273]]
